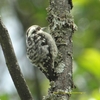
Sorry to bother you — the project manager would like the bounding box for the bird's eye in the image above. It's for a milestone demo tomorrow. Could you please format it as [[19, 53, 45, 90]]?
[[36, 26, 41, 31], [32, 30, 36, 34]]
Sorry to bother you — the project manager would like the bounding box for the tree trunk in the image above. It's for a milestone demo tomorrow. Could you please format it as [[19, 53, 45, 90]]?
[[43, 0, 77, 100]]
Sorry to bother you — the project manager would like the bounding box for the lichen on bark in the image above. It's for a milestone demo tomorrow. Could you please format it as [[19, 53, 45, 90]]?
[[43, 0, 77, 100]]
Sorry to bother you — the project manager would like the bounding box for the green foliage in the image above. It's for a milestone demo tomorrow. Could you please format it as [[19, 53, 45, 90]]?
[[78, 49, 100, 79], [72, 0, 100, 100], [0, 94, 9, 100]]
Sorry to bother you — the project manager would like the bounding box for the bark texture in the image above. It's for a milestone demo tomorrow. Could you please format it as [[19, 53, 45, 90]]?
[[0, 19, 34, 100], [43, 0, 77, 100]]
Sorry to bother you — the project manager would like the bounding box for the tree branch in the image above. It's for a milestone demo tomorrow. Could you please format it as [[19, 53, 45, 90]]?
[[0, 19, 34, 100], [43, 0, 77, 100]]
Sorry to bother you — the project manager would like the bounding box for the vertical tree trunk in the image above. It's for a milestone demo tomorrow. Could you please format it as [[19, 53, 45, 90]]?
[[43, 0, 77, 100]]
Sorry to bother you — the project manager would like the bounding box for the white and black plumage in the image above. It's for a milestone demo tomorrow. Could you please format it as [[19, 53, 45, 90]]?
[[26, 25, 58, 81]]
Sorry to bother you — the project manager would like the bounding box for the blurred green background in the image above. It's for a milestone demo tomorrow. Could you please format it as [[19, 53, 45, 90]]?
[[0, 0, 100, 100]]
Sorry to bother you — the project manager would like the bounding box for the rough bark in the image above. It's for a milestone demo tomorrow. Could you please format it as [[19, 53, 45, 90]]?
[[43, 0, 77, 100], [0, 19, 34, 100]]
